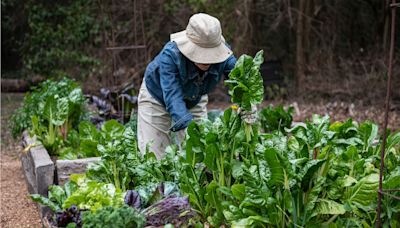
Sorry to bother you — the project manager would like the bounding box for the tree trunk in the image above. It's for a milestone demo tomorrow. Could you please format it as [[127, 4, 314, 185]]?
[[296, 0, 306, 93]]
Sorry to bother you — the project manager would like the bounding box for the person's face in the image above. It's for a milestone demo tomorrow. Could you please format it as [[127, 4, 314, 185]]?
[[194, 63, 211, 71]]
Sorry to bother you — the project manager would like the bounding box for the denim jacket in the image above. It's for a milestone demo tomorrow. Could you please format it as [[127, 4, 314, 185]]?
[[144, 41, 236, 132]]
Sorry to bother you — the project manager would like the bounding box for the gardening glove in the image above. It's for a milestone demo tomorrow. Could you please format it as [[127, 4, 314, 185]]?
[[173, 128, 187, 151], [238, 104, 258, 124]]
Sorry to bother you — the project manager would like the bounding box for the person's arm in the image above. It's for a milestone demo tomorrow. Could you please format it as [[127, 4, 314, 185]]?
[[223, 54, 237, 79], [159, 49, 192, 132]]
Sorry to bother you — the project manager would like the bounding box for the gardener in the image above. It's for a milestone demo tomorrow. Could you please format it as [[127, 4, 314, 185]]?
[[137, 13, 237, 159]]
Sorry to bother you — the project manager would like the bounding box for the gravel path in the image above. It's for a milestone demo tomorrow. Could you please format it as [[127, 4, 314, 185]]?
[[1, 93, 41, 227], [0, 154, 42, 227]]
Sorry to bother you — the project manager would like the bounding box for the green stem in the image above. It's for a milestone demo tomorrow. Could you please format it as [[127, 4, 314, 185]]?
[[244, 123, 253, 160], [324, 214, 339, 225], [191, 167, 206, 213], [112, 161, 120, 190], [217, 149, 225, 186], [48, 122, 55, 145], [291, 192, 297, 228], [227, 138, 236, 187]]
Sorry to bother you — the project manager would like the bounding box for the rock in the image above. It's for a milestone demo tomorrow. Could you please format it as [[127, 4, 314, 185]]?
[[56, 157, 100, 185]]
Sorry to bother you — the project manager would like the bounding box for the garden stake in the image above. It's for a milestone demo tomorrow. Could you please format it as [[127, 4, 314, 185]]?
[[376, 0, 398, 227]]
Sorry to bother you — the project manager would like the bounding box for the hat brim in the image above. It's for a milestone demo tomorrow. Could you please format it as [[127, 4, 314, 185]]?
[[170, 30, 233, 64]]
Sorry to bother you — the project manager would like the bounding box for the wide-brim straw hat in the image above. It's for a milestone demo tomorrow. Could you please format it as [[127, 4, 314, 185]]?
[[170, 13, 233, 64]]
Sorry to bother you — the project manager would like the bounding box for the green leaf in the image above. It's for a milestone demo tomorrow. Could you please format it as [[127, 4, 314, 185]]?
[[64, 181, 78, 197], [78, 121, 100, 140], [264, 147, 285, 187], [68, 88, 84, 104], [204, 180, 223, 223], [48, 185, 67, 207], [63, 181, 124, 212], [231, 184, 245, 201], [43, 96, 57, 123], [43, 96, 69, 126], [288, 136, 300, 152], [80, 139, 100, 157], [204, 144, 218, 171], [58, 147, 77, 160], [69, 173, 87, 186], [225, 50, 264, 111], [54, 97, 69, 125], [259, 105, 294, 133], [340, 175, 358, 187], [232, 160, 244, 179], [343, 173, 379, 211], [304, 177, 325, 213], [300, 159, 326, 188], [101, 119, 125, 140], [82, 206, 145, 228], [232, 216, 270, 227], [383, 169, 400, 189], [359, 122, 378, 151], [31, 194, 60, 212], [311, 199, 346, 218]]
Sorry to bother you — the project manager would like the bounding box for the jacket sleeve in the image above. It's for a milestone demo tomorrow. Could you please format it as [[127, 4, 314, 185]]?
[[223, 54, 237, 79], [159, 48, 193, 132]]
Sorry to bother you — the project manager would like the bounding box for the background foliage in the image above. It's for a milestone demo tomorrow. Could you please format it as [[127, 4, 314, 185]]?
[[2, 0, 400, 102]]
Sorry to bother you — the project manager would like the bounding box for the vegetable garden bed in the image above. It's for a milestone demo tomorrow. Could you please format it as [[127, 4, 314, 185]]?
[[13, 52, 400, 227], [20, 131, 100, 218]]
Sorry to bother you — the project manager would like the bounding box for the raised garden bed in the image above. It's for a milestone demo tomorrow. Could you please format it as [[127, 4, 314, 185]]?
[[20, 131, 100, 218]]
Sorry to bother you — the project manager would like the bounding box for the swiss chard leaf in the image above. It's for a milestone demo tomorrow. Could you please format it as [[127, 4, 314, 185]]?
[[225, 50, 264, 111], [264, 147, 285, 188], [259, 105, 293, 133], [343, 173, 379, 212]]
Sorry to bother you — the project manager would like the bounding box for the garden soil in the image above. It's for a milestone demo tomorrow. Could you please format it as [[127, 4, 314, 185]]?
[[0, 92, 399, 227]]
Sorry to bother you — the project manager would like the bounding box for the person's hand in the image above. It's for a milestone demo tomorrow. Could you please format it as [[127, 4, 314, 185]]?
[[173, 127, 187, 151], [238, 104, 258, 124]]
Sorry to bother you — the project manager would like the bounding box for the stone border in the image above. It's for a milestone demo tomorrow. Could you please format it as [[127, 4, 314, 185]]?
[[56, 157, 100, 185], [20, 131, 100, 220], [20, 131, 54, 218]]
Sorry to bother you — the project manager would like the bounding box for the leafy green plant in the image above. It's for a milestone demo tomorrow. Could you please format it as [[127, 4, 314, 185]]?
[[225, 50, 264, 112], [82, 206, 145, 228], [31, 89, 86, 155], [178, 107, 255, 226], [85, 120, 138, 191], [225, 50, 264, 159], [31, 181, 78, 212], [85, 119, 179, 192], [11, 78, 87, 138], [23, 0, 102, 77], [62, 174, 125, 212], [228, 116, 399, 226], [259, 105, 293, 133]]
